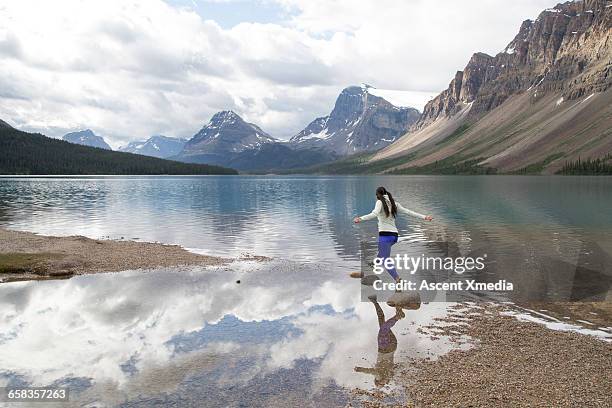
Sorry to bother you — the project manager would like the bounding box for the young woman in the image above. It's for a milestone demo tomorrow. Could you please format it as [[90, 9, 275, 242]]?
[[353, 186, 432, 282]]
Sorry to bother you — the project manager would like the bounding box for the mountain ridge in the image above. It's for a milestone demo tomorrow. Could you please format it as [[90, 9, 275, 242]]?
[[174, 110, 336, 171], [370, 0, 611, 174], [119, 135, 188, 159], [175, 87, 419, 171]]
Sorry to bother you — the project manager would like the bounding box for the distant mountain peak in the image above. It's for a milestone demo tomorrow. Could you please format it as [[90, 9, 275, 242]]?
[[118, 134, 187, 159], [217, 110, 239, 117], [209, 110, 241, 124], [290, 85, 420, 155], [147, 134, 188, 143], [179, 111, 277, 160], [63, 129, 112, 150]]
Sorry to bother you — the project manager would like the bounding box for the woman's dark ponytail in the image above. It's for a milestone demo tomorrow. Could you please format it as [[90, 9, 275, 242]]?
[[387, 191, 398, 217], [375, 186, 397, 217]]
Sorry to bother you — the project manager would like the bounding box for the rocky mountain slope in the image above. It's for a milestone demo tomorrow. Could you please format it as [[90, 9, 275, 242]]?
[[372, 0, 611, 174], [63, 129, 112, 150], [290, 85, 420, 155], [119, 135, 187, 159]]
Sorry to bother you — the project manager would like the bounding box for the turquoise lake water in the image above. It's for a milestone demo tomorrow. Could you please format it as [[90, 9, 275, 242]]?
[[0, 175, 610, 406], [1, 175, 611, 265]]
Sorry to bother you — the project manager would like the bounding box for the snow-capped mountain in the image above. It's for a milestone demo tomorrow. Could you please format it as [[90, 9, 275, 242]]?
[[177, 110, 278, 166], [290, 85, 421, 155], [175, 110, 336, 171], [62, 129, 112, 150], [119, 135, 187, 159], [174, 90, 422, 172]]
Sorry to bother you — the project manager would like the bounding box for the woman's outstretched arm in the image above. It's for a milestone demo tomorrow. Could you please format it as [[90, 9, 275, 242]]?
[[354, 200, 382, 223], [397, 203, 433, 221]]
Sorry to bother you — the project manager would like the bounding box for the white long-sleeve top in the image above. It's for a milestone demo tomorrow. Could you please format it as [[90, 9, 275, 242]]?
[[359, 195, 426, 233]]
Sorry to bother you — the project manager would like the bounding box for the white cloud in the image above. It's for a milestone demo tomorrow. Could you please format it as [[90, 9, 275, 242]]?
[[0, 259, 345, 388], [0, 0, 555, 145]]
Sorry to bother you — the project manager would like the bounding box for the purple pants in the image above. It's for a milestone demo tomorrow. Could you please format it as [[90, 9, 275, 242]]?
[[377, 234, 399, 280]]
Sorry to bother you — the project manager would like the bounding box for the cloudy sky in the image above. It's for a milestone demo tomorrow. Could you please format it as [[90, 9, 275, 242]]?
[[0, 0, 555, 147]]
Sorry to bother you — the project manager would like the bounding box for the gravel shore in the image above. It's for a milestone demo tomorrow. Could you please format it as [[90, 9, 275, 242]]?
[[0, 228, 228, 281], [402, 303, 612, 407], [350, 303, 611, 407]]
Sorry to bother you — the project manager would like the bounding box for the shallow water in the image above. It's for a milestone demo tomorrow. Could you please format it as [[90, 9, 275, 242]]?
[[0, 175, 611, 405], [0, 260, 468, 407]]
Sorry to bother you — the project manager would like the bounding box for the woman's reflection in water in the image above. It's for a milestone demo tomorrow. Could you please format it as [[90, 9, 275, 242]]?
[[355, 294, 419, 387]]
